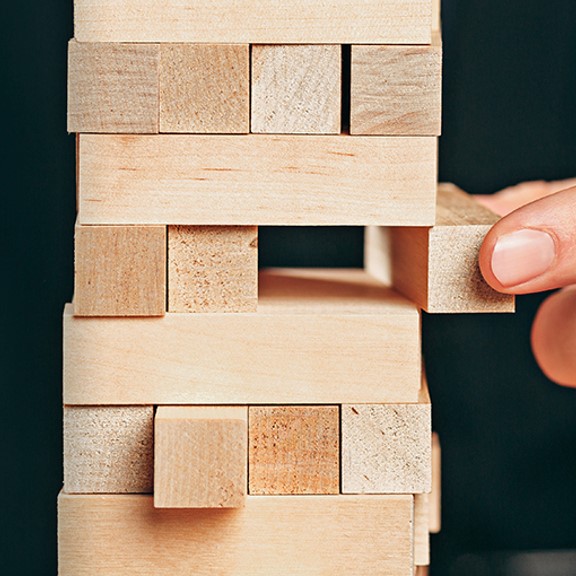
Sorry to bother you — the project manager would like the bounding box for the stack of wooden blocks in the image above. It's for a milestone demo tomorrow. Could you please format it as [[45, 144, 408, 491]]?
[[59, 1, 515, 574]]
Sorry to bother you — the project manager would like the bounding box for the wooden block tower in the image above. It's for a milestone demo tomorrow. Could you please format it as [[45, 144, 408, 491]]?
[[59, 1, 515, 574]]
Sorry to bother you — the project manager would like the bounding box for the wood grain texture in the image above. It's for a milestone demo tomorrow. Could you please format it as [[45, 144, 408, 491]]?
[[430, 432, 441, 533], [415, 494, 430, 566], [168, 226, 258, 313], [63, 406, 154, 494], [64, 268, 421, 405], [350, 32, 442, 136], [251, 45, 341, 134], [58, 493, 414, 575], [77, 134, 437, 226], [67, 40, 159, 133], [74, 223, 166, 317], [73, 0, 432, 44], [154, 407, 247, 508], [160, 44, 249, 134], [248, 406, 339, 495]]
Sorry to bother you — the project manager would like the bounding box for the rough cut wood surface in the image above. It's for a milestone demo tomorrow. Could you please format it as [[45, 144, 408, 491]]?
[[77, 134, 437, 226], [64, 269, 421, 405], [249, 406, 339, 495], [251, 45, 341, 134], [58, 493, 414, 575], [63, 406, 154, 494]]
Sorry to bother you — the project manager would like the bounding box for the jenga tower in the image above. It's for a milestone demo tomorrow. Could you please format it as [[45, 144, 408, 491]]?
[[59, 1, 515, 574]]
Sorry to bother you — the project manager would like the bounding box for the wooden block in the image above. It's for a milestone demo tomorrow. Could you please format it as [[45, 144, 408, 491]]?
[[58, 493, 414, 575], [67, 40, 159, 133], [160, 44, 249, 134], [350, 33, 442, 136], [63, 406, 154, 494], [251, 45, 341, 134], [366, 184, 516, 313], [415, 494, 430, 566], [168, 226, 258, 313], [342, 384, 432, 494], [430, 432, 441, 533], [249, 406, 339, 495], [78, 134, 437, 226], [73, 0, 432, 44], [74, 224, 166, 317], [154, 407, 247, 508], [64, 268, 421, 405]]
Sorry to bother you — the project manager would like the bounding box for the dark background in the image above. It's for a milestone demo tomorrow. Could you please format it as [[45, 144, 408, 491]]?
[[1, 1, 576, 574]]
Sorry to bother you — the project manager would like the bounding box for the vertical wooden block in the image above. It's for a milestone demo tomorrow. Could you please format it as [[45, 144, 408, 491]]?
[[168, 226, 258, 313], [63, 406, 154, 494], [251, 45, 341, 134], [154, 406, 247, 508], [159, 44, 249, 133], [249, 406, 339, 495], [67, 40, 159, 133], [430, 432, 442, 533], [415, 494, 430, 566]]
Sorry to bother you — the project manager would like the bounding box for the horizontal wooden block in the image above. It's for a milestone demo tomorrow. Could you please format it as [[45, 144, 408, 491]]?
[[74, 0, 432, 44], [58, 493, 414, 575], [77, 134, 437, 226], [366, 184, 516, 313], [155, 407, 247, 508], [67, 40, 159, 133], [74, 223, 166, 317], [64, 268, 421, 405], [63, 406, 154, 494], [350, 32, 442, 136], [415, 493, 430, 566], [168, 226, 258, 313], [342, 384, 432, 494], [251, 45, 341, 134], [249, 406, 339, 495]]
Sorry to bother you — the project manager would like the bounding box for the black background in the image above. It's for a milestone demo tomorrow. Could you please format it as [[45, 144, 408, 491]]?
[[1, 1, 576, 574]]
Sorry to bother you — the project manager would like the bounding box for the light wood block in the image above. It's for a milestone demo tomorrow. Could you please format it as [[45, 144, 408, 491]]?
[[160, 44, 249, 134], [342, 384, 432, 494], [249, 406, 339, 495], [64, 268, 421, 405], [63, 406, 154, 494], [366, 184, 516, 313], [430, 432, 441, 533], [415, 494, 430, 566], [67, 40, 159, 133], [350, 33, 442, 136], [74, 224, 166, 317], [73, 0, 432, 44], [154, 407, 247, 508], [58, 493, 414, 575], [77, 134, 437, 226], [251, 45, 341, 134], [168, 226, 258, 313]]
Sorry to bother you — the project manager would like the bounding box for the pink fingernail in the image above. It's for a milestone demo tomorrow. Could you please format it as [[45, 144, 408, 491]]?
[[491, 229, 556, 287]]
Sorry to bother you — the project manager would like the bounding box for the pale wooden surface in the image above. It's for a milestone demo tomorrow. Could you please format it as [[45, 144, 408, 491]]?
[[364, 226, 392, 285], [248, 406, 339, 495], [63, 406, 154, 494], [168, 226, 258, 313], [430, 432, 442, 533], [74, 223, 166, 317], [154, 407, 247, 508], [251, 45, 341, 134], [73, 0, 432, 44], [160, 44, 249, 134], [350, 32, 442, 135], [64, 269, 421, 405], [77, 134, 437, 226], [415, 494, 430, 566], [58, 493, 414, 575], [67, 40, 159, 133], [341, 384, 432, 494]]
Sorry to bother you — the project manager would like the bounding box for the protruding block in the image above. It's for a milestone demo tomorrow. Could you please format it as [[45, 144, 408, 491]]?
[[251, 45, 341, 134], [160, 44, 249, 133], [249, 406, 339, 495], [67, 41, 159, 133], [415, 494, 430, 566], [154, 406, 247, 508], [74, 224, 166, 317], [63, 406, 154, 494], [168, 226, 258, 313], [350, 33, 442, 136], [430, 432, 442, 533]]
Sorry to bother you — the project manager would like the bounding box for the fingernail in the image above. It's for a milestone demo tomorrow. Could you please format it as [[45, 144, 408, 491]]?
[[491, 229, 556, 287]]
